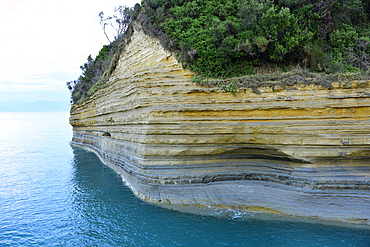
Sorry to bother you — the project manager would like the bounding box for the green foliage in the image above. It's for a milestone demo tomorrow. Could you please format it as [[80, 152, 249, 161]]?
[[143, 0, 370, 78], [71, 43, 117, 103], [69, 1, 370, 104], [238, 0, 273, 31], [69, 5, 140, 104], [303, 40, 330, 71], [260, 6, 313, 61], [329, 24, 358, 55], [159, 0, 247, 78], [254, 36, 269, 52], [221, 80, 238, 96]]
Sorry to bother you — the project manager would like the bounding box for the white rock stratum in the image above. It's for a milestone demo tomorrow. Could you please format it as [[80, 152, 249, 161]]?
[[70, 21, 370, 226]]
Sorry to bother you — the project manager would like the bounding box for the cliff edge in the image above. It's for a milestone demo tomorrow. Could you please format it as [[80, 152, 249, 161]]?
[[70, 20, 370, 226]]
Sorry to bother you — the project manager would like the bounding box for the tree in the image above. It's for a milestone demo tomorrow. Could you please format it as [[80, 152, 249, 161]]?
[[261, 6, 313, 61], [99, 6, 134, 43]]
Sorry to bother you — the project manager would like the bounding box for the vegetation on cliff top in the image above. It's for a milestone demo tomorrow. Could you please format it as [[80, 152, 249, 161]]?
[[144, 0, 370, 77], [67, 4, 140, 104], [68, 0, 370, 103]]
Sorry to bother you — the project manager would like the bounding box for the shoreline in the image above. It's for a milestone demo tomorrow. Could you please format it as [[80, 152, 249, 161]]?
[[69, 23, 370, 228], [70, 141, 370, 228]]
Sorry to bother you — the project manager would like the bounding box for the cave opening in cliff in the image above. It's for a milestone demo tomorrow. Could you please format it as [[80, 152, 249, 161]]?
[[102, 132, 111, 137]]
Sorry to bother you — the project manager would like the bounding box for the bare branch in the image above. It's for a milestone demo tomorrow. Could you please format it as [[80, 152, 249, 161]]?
[[99, 11, 111, 43], [98, 6, 134, 43]]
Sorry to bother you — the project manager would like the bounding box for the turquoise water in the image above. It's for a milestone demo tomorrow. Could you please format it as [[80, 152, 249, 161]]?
[[0, 112, 369, 247]]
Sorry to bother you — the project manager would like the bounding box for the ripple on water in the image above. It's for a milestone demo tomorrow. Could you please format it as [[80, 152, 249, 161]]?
[[0, 112, 369, 246]]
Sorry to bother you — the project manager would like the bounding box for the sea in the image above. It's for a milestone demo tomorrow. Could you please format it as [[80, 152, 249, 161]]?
[[0, 111, 369, 247]]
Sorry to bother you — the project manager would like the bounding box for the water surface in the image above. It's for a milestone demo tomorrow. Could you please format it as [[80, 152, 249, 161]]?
[[0, 112, 369, 246]]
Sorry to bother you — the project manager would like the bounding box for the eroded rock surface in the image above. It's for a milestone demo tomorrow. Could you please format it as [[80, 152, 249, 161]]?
[[70, 22, 370, 225]]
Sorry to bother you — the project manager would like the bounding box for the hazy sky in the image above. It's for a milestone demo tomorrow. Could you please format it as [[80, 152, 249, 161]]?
[[0, 0, 139, 103]]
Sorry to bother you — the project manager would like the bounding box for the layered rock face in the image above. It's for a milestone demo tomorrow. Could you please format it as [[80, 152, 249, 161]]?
[[70, 23, 370, 225]]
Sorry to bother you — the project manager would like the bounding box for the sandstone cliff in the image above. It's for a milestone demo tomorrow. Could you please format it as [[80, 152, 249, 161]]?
[[70, 21, 370, 226]]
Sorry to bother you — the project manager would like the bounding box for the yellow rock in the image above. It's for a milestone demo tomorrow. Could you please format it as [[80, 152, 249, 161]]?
[[70, 22, 370, 226]]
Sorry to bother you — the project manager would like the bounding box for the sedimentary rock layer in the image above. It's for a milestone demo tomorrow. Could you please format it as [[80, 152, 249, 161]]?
[[70, 22, 370, 225]]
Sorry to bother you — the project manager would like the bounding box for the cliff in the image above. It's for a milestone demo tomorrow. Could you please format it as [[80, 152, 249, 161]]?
[[70, 21, 370, 226]]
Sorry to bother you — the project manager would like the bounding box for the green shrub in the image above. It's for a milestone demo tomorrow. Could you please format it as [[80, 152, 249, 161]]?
[[303, 41, 330, 71], [329, 24, 358, 55], [343, 37, 370, 71], [71, 43, 118, 103], [69, 1, 370, 104], [254, 36, 269, 52], [260, 6, 313, 61], [145, 0, 369, 78]]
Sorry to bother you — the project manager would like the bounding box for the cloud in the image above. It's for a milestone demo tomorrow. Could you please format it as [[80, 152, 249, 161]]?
[[0, 0, 139, 103]]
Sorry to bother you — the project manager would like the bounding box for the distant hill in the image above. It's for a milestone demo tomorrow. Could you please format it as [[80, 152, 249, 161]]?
[[0, 101, 70, 112]]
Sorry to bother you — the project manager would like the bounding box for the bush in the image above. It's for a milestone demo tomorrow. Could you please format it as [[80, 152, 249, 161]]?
[[71, 42, 119, 103], [159, 0, 252, 78], [329, 24, 358, 55], [143, 0, 369, 77], [260, 6, 313, 61], [344, 37, 370, 71], [303, 41, 330, 71], [69, 0, 370, 104], [69, 5, 140, 104]]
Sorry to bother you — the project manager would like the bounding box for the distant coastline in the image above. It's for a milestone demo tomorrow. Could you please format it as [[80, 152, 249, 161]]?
[[0, 100, 70, 112]]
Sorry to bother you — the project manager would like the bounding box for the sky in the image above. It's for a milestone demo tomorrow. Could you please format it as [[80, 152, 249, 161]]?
[[0, 0, 139, 103]]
